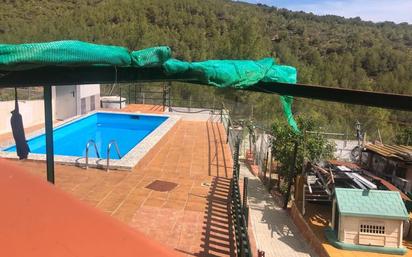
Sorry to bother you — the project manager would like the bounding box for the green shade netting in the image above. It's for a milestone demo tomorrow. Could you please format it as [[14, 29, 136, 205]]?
[[0, 40, 298, 131], [164, 58, 299, 132], [131, 46, 172, 67], [0, 41, 132, 70]]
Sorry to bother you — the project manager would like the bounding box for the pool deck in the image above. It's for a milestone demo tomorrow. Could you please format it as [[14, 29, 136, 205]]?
[[240, 162, 316, 257], [4, 105, 234, 257], [0, 110, 180, 170]]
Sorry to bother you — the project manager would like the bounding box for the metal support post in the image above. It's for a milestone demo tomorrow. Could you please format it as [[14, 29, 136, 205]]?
[[283, 141, 298, 209], [167, 82, 171, 112], [232, 138, 241, 181], [134, 84, 137, 104], [162, 84, 166, 112], [243, 177, 248, 208], [302, 184, 306, 216], [263, 150, 269, 182], [226, 119, 231, 144], [128, 84, 131, 104], [243, 177, 249, 227], [119, 86, 122, 109], [44, 85, 55, 184], [220, 108, 223, 123]]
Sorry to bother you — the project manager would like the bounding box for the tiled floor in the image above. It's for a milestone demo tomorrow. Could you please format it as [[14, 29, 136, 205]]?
[[240, 162, 316, 257], [6, 119, 234, 257], [114, 104, 165, 113]]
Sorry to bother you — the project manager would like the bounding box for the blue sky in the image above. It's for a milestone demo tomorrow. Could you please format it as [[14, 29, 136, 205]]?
[[240, 0, 412, 24]]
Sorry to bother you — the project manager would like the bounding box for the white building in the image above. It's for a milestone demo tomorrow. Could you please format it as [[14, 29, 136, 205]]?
[[0, 84, 100, 134], [55, 84, 100, 120]]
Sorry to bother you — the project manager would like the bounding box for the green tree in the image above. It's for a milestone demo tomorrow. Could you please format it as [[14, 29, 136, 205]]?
[[395, 127, 412, 146], [271, 116, 335, 193]]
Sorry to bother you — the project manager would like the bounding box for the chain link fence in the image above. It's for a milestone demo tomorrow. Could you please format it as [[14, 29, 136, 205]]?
[[0, 87, 43, 101]]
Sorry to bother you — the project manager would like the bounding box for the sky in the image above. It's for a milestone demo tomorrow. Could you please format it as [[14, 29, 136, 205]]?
[[241, 0, 412, 24]]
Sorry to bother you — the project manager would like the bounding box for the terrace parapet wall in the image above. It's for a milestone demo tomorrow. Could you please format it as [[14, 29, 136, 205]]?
[[290, 201, 330, 257]]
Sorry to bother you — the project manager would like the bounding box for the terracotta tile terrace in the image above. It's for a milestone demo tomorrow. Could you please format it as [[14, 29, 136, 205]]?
[[5, 104, 235, 257]]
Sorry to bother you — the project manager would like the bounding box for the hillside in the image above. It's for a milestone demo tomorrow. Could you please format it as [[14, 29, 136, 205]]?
[[1, 0, 411, 141]]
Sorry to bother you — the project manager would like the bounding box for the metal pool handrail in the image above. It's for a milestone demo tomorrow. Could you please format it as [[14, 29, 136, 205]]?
[[107, 140, 122, 171], [85, 139, 100, 169]]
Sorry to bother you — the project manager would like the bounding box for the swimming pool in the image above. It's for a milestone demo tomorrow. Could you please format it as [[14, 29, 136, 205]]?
[[5, 112, 168, 160]]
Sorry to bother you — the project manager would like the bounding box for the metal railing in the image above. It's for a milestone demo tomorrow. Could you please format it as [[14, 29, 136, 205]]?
[[105, 84, 227, 114], [223, 108, 253, 257], [245, 122, 274, 185], [106, 140, 121, 171], [230, 138, 253, 257], [85, 140, 100, 169]]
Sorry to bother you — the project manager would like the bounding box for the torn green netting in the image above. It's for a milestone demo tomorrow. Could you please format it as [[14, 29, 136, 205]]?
[[0, 40, 298, 131], [263, 64, 299, 132], [164, 58, 299, 132], [131, 46, 172, 67]]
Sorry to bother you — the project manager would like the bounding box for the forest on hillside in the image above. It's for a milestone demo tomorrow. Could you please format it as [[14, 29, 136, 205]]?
[[1, 0, 411, 143]]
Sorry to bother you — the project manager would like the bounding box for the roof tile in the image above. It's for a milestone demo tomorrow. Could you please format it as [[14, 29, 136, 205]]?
[[335, 188, 409, 220]]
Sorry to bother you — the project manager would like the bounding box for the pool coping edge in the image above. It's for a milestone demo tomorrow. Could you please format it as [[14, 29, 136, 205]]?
[[0, 110, 180, 171]]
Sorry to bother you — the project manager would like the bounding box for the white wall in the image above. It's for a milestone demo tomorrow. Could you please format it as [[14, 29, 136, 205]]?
[[332, 139, 359, 161], [339, 215, 402, 248], [55, 85, 77, 120], [0, 85, 100, 135], [0, 100, 45, 134], [79, 84, 100, 98]]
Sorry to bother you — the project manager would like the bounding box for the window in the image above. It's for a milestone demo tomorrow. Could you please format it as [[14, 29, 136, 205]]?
[[360, 224, 385, 235]]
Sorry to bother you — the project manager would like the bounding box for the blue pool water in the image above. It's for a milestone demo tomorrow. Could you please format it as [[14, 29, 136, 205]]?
[[5, 113, 167, 160]]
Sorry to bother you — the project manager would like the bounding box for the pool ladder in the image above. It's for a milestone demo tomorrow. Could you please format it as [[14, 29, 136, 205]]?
[[85, 139, 121, 171], [85, 140, 100, 169], [106, 140, 121, 171]]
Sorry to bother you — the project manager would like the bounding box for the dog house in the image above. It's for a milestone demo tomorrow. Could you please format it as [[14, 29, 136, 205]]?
[[326, 188, 409, 255]]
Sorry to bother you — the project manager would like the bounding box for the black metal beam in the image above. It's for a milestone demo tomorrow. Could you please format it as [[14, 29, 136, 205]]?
[[1, 66, 411, 111], [43, 85, 55, 184], [251, 82, 412, 111], [0, 66, 198, 86]]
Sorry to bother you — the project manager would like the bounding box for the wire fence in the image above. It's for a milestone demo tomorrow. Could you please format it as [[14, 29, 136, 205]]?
[[0, 87, 44, 101], [248, 125, 271, 170], [222, 109, 253, 257], [100, 83, 259, 116]]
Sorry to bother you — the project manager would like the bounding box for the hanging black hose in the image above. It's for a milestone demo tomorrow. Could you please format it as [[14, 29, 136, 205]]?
[[10, 88, 30, 159]]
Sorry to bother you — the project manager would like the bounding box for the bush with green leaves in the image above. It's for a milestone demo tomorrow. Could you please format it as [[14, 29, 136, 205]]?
[[395, 127, 412, 145], [271, 116, 335, 186]]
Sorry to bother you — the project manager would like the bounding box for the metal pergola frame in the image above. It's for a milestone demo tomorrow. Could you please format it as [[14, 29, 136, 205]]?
[[1, 66, 411, 183]]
